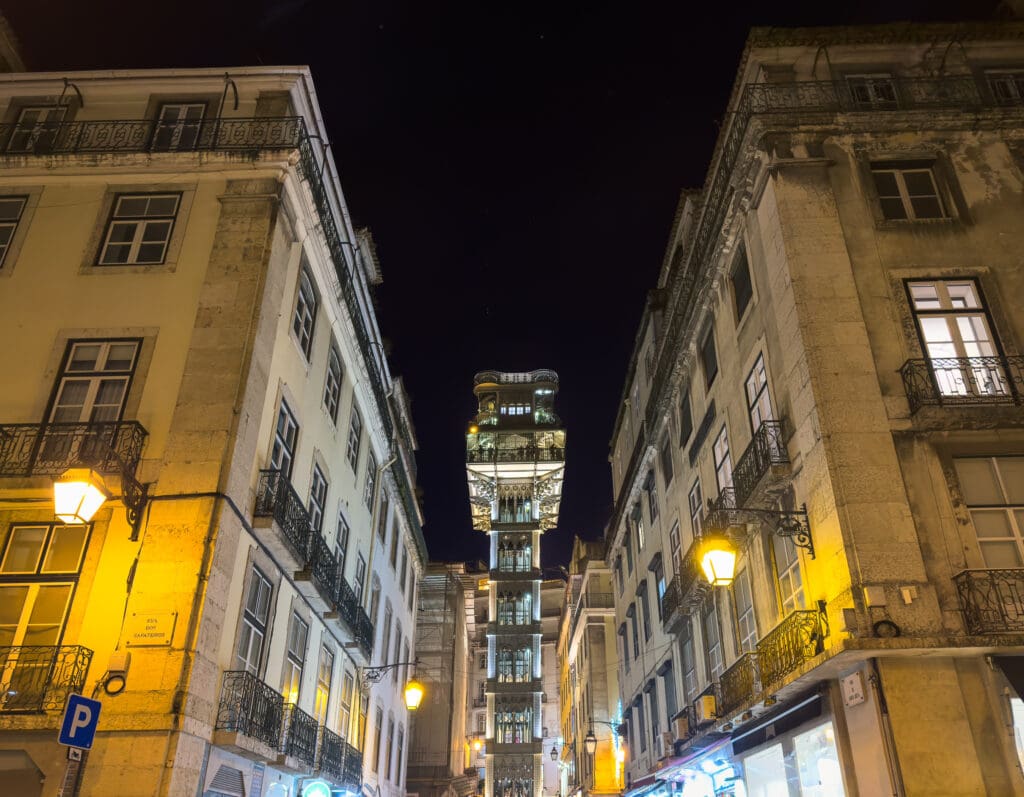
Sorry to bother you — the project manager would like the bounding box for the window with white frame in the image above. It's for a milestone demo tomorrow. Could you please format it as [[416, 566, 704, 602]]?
[[399, 547, 408, 594], [871, 161, 946, 221], [702, 598, 724, 681], [688, 480, 703, 538], [270, 400, 299, 478], [669, 520, 681, 561], [0, 196, 27, 269], [396, 724, 405, 785], [401, 639, 410, 684], [954, 456, 1024, 567], [377, 493, 390, 543], [746, 354, 774, 433], [281, 612, 309, 704], [731, 245, 754, 321], [347, 409, 363, 470], [659, 437, 674, 486], [336, 512, 350, 575], [235, 567, 272, 674], [98, 194, 180, 265], [637, 581, 652, 641], [380, 603, 393, 661], [734, 567, 758, 652], [389, 520, 400, 569], [700, 325, 718, 388], [49, 339, 141, 423], [353, 553, 366, 603], [324, 347, 343, 423], [371, 705, 383, 772], [314, 645, 334, 724], [644, 472, 658, 521], [680, 618, 698, 702], [392, 622, 403, 682], [713, 426, 733, 493], [847, 73, 898, 109], [309, 464, 328, 533], [152, 102, 205, 151], [292, 266, 318, 359], [987, 69, 1024, 104], [369, 576, 382, 631], [773, 534, 805, 615], [364, 451, 378, 509], [340, 670, 355, 738], [634, 507, 646, 550], [8, 105, 66, 152]]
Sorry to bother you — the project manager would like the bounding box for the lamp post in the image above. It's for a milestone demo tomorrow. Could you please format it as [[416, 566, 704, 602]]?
[[361, 659, 424, 710]]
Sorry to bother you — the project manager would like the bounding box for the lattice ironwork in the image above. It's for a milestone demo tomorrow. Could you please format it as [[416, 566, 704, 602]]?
[[308, 531, 339, 604], [756, 608, 826, 689], [660, 574, 682, 625], [341, 740, 363, 788], [0, 421, 147, 478], [475, 370, 559, 385], [255, 469, 313, 562], [954, 568, 1024, 634], [318, 726, 344, 781], [732, 421, 789, 508], [676, 537, 713, 614], [355, 608, 375, 657], [718, 652, 761, 717], [0, 645, 93, 713], [704, 489, 815, 560], [900, 356, 1024, 414], [281, 703, 319, 766], [215, 670, 284, 750]]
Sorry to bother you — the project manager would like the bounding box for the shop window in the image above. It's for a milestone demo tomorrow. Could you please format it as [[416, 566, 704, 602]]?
[[794, 722, 846, 796]]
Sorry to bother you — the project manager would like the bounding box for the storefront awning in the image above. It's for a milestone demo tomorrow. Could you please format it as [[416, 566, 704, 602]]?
[[653, 735, 733, 781], [623, 775, 662, 797]]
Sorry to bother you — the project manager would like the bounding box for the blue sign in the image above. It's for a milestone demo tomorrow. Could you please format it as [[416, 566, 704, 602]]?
[[59, 694, 102, 749]]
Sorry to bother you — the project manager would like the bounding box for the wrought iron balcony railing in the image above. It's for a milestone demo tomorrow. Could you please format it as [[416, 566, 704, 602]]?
[[718, 652, 761, 717], [466, 446, 566, 464], [255, 469, 313, 562], [281, 703, 319, 766], [308, 531, 340, 604], [341, 740, 363, 788], [755, 609, 825, 689], [953, 568, 1024, 634], [900, 356, 1024, 414], [660, 575, 682, 625], [0, 421, 147, 478], [355, 608, 375, 656], [474, 370, 559, 385], [0, 645, 93, 713], [215, 670, 284, 750], [1, 117, 305, 155], [319, 726, 344, 782], [731, 421, 789, 508]]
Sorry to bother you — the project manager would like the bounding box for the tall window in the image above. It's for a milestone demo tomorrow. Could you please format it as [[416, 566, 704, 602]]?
[[746, 354, 774, 433], [847, 74, 898, 109], [678, 389, 693, 446], [270, 400, 299, 478], [871, 161, 945, 220], [407, 572, 416, 612], [340, 670, 355, 738], [644, 472, 658, 521], [688, 480, 703, 538], [614, 557, 624, 595], [700, 325, 718, 388], [400, 547, 408, 593], [0, 196, 27, 269], [679, 618, 698, 702], [713, 426, 732, 493], [669, 521, 681, 561], [384, 715, 395, 781], [731, 246, 753, 320], [389, 519, 399, 569], [347, 409, 363, 470], [661, 663, 677, 728], [618, 624, 630, 673], [380, 603, 393, 662], [497, 591, 532, 625], [734, 567, 758, 652], [236, 567, 272, 674], [702, 599, 724, 681], [371, 706, 383, 772], [314, 646, 334, 724], [774, 535, 805, 615], [659, 437, 674, 486], [99, 194, 180, 265], [152, 102, 205, 150], [635, 699, 647, 753], [624, 532, 634, 574], [637, 582, 652, 641], [8, 105, 66, 152], [369, 577, 382, 631], [396, 725, 405, 786], [646, 684, 660, 749], [49, 339, 140, 423], [654, 560, 667, 620], [629, 605, 640, 658], [495, 704, 533, 743], [336, 513, 350, 575], [364, 452, 378, 509], [634, 507, 646, 550], [353, 554, 366, 603], [391, 622, 403, 683], [282, 612, 309, 704], [954, 457, 1024, 566], [324, 347, 343, 423], [292, 266, 318, 359], [401, 639, 410, 684], [309, 465, 328, 533]]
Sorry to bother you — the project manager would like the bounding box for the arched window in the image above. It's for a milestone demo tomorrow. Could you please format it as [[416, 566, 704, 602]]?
[[497, 647, 515, 682]]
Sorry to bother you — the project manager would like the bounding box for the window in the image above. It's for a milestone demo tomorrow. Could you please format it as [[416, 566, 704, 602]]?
[[8, 105, 66, 152], [654, 561, 667, 621], [678, 390, 693, 446], [369, 577, 382, 630], [309, 465, 328, 533], [713, 426, 732, 493], [152, 102, 205, 151], [660, 662, 677, 728], [669, 521, 681, 561], [396, 725, 405, 786], [624, 533, 634, 574], [746, 354, 774, 433], [479, 653, 487, 670], [633, 509, 646, 551], [688, 480, 703, 538], [364, 451, 378, 509], [389, 518, 399, 569], [407, 572, 416, 612], [700, 326, 718, 388], [380, 603, 393, 661], [292, 266, 318, 359], [371, 706, 383, 773], [49, 339, 140, 423], [635, 698, 647, 753], [314, 646, 334, 724], [644, 472, 658, 521], [399, 547, 408, 593], [270, 400, 299, 478], [384, 715, 395, 781], [340, 670, 355, 738], [679, 618, 697, 702], [702, 598, 724, 681], [954, 457, 1024, 567], [98, 193, 180, 265], [908, 279, 1006, 398], [336, 513, 350, 575], [637, 582, 652, 642], [353, 554, 366, 603], [659, 437, 674, 487], [0, 196, 27, 269], [614, 557, 624, 595], [987, 69, 1024, 104], [774, 535, 805, 614], [644, 348, 655, 384], [324, 347, 343, 422], [347, 409, 363, 470], [236, 567, 272, 674], [377, 493, 390, 544], [618, 624, 630, 673], [628, 605, 640, 658], [847, 73, 898, 109], [734, 567, 758, 652], [731, 246, 753, 320], [391, 622, 402, 682], [871, 161, 945, 221], [646, 683, 660, 747], [281, 612, 309, 704]]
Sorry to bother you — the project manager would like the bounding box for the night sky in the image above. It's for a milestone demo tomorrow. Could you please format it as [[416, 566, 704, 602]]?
[[6, 0, 998, 566]]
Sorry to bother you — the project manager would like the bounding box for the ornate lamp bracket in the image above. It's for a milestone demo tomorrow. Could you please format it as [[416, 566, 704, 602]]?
[[707, 503, 815, 560]]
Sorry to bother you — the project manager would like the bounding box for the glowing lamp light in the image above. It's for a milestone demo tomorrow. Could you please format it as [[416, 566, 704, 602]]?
[[615, 747, 626, 763], [301, 780, 332, 797], [404, 678, 425, 710], [469, 424, 479, 434], [700, 536, 737, 587], [584, 729, 597, 755], [473, 740, 482, 751], [54, 468, 109, 524]]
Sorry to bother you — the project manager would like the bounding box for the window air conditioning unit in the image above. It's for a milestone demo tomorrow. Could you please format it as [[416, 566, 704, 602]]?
[[694, 694, 717, 726], [673, 715, 690, 740]]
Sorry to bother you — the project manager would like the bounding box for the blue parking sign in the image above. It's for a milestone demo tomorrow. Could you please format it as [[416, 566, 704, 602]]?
[[59, 694, 102, 749]]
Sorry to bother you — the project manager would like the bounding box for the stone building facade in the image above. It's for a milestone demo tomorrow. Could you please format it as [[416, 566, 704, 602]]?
[[609, 22, 1024, 797], [0, 67, 426, 797]]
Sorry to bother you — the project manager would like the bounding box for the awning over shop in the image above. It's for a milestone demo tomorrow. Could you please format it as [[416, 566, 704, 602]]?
[[731, 691, 822, 756], [623, 775, 663, 797], [654, 735, 733, 782]]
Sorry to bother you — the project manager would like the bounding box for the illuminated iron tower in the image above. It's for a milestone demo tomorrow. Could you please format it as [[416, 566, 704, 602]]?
[[466, 370, 566, 797]]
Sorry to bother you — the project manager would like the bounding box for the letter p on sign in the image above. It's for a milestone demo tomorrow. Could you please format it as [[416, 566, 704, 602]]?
[[59, 694, 102, 750]]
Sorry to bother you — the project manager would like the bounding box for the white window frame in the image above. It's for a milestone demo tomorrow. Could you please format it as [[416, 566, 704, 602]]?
[[364, 451, 378, 509], [314, 645, 334, 725], [745, 354, 774, 433], [98, 193, 181, 265], [713, 426, 733, 493], [270, 400, 299, 478], [733, 567, 758, 652], [49, 339, 141, 423], [954, 456, 1024, 567], [0, 196, 27, 269], [324, 347, 343, 422], [8, 105, 66, 153], [292, 266, 318, 359], [236, 567, 272, 675], [309, 464, 328, 533], [282, 611, 309, 704], [688, 480, 703, 538], [347, 409, 363, 470], [152, 102, 206, 151]]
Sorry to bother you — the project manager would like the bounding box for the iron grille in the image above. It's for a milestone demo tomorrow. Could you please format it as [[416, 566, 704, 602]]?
[[676, 538, 713, 615], [255, 469, 313, 562], [0, 421, 147, 478], [660, 575, 682, 624], [954, 568, 1024, 634], [341, 740, 363, 788], [466, 446, 566, 464], [308, 531, 339, 604], [899, 356, 1024, 414], [215, 670, 284, 750], [355, 608, 375, 657], [718, 652, 761, 717], [0, 645, 93, 713], [281, 703, 319, 766], [318, 726, 344, 781], [755, 610, 825, 688], [731, 421, 788, 508]]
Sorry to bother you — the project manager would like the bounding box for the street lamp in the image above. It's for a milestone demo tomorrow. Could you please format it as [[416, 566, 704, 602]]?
[[550, 744, 559, 761], [54, 468, 110, 524], [584, 729, 597, 755], [699, 534, 737, 587], [362, 659, 424, 710]]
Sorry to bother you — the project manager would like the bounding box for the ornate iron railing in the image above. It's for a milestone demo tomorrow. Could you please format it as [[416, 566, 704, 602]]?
[[254, 469, 313, 562], [281, 703, 319, 766], [1, 116, 305, 155], [341, 740, 363, 788], [676, 538, 713, 615], [756, 610, 825, 688], [718, 653, 760, 717], [953, 568, 1024, 634], [308, 531, 339, 603], [466, 446, 566, 464], [215, 670, 284, 750], [474, 370, 559, 385], [612, 422, 647, 531], [731, 421, 788, 508], [0, 421, 147, 478], [355, 608, 375, 657], [0, 645, 93, 713], [660, 575, 682, 624], [319, 726, 344, 781], [899, 356, 1024, 414]]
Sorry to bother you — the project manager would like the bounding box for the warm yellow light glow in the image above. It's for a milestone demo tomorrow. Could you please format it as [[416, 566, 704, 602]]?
[[404, 678, 425, 710], [700, 536, 737, 587], [615, 747, 625, 764], [473, 740, 482, 751], [469, 424, 479, 434], [54, 468, 109, 524]]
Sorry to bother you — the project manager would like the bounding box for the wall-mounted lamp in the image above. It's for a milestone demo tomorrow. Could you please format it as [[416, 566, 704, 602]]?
[[699, 535, 737, 587], [550, 744, 559, 761], [54, 468, 110, 524]]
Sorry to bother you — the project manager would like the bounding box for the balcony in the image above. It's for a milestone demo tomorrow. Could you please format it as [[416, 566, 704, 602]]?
[[341, 740, 363, 789], [900, 356, 1024, 415], [255, 469, 313, 563], [755, 610, 825, 690], [570, 591, 614, 638], [0, 421, 147, 479], [318, 726, 345, 782], [279, 703, 319, 770], [215, 670, 284, 758], [954, 568, 1024, 634], [467, 444, 566, 464], [475, 370, 559, 386], [0, 645, 93, 714], [661, 540, 712, 633], [731, 421, 790, 509], [718, 653, 761, 717]]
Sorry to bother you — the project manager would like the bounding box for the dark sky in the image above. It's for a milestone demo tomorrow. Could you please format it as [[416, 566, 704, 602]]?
[[7, 0, 998, 566]]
